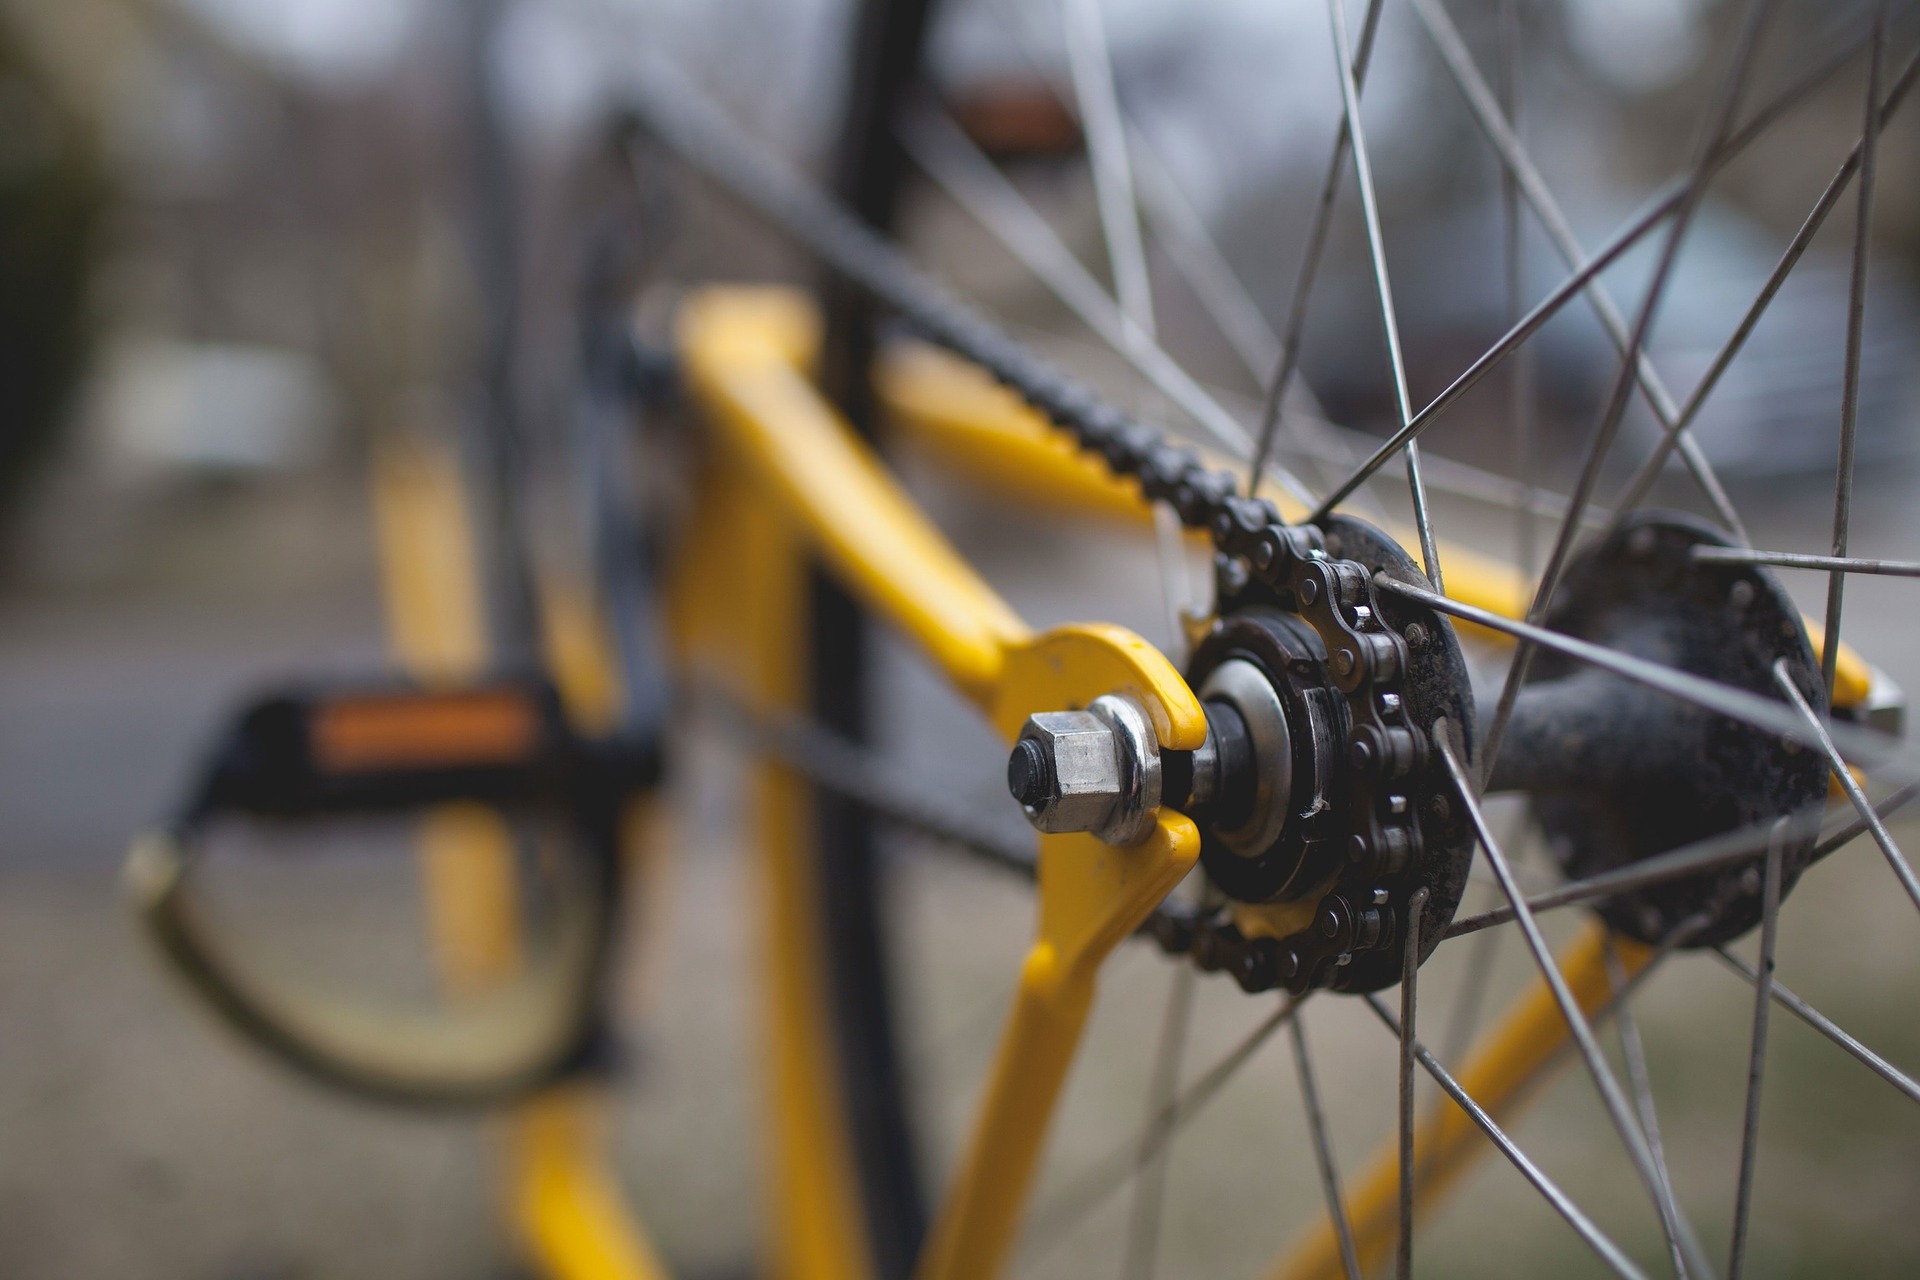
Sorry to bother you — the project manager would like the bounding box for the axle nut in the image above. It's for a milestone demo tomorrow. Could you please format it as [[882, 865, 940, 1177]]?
[[1009, 694, 1163, 845]]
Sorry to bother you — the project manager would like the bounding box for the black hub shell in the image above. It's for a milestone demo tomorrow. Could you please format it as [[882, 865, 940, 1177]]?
[[1496, 512, 1829, 947]]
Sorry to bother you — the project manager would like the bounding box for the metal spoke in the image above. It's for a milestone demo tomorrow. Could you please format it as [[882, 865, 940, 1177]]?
[[1290, 1014, 1362, 1280], [970, 0, 1394, 519], [1497, 0, 1535, 578], [1128, 136, 1272, 380], [1313, 0, 1896, 521], [897, 104, 1320, 506], [1444, 777, 1920, 941], [1405, 0, 1746, 541], [1062, 0, 1154, 336], [1128, 133, 1399, 522], [1270, 390, 1596, 525], [1309, 8, 1894, 523], [974, 0, 1296, 407], [1823, 0, 1891, 698], [1607, 43, 1920, 527], [1121, 964, 1196, 1280], [1373, 574, 1909, 772], [1435, 725, 1712, 1279], [1439, 903, 1502, 1065], [1727, 821, 1787, 1279], [1773, 660, 1920, 913], [1714, 949, 1920, 1107], [897, 106, 1143, 360], [1478, 0, 1777, 781], [1439, 810, 1529, 1069], [966, 0, 1399, 518], [1025, 994, 1304, 1256], [1362, 993, 1652, 1280], [1692, 546, 1920, 578], [1325, 0, 1443, 591], [1248, 0, 1388, 500], [1310, 180, 1676, 521], [1397, 885, 1428, 1280], [1605, 937, 1694, 1280]]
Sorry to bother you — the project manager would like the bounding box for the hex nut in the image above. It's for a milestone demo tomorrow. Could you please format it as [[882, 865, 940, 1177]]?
[[1016, 710, 1123, 834]]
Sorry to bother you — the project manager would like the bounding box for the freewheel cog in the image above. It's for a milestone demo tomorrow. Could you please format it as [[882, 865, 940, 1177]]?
[[1174, 515, 1478, 995]]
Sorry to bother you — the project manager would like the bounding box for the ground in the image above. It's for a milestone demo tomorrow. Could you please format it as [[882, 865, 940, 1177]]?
[[2, 451, 1917, 1278]]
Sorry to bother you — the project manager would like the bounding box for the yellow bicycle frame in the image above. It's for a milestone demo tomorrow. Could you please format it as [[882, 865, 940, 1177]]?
[[387, 281, 1871, 1280]]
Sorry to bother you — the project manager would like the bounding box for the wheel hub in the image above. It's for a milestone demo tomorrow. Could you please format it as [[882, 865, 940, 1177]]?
[[1490, 513, 1830, 947], [1007, 509, 1833, 992]]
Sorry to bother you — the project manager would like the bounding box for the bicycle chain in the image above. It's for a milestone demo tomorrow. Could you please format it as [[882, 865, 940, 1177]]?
[[629, 84, 1457, 994], [700, 688, 1038, 881]]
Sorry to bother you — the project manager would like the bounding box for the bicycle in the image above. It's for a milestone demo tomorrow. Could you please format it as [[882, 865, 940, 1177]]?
[[127, 1, 1920, 1277]]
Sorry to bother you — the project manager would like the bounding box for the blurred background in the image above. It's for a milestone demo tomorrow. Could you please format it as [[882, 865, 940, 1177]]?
[[2, 0, 1919, 1276]]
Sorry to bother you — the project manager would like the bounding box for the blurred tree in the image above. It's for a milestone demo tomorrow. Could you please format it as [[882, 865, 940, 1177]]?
[[0, 13, 103, 543]]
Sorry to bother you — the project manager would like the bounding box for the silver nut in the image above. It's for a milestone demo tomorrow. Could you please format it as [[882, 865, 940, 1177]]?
[[1012, 694, 1163, 845], [1017, 710, 1124, 835]]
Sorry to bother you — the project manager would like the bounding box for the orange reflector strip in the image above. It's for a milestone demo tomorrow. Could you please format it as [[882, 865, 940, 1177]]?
[[312, 689, 541, 774]]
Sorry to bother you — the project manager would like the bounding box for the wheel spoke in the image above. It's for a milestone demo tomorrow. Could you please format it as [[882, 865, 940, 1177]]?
[[1025, 994, 1304, 1258], [1128, 137, 1274, 379], [1605, 937, 1695, 1280], [1773, 660, 1920, 913], [965, 1, 1398, 514], [1129, 134, 1396, 518], [1324, 0, 1443, 591], [1247, 0, 1388, 501], [1327, 421, 1590, 527], [1397, 885, 1428, 1279], [1439, 902, 1502, 1065], [1362, 993, 1652, 1280], [1323, 0, 1884, 535], [1714, 949, 1920, 1107], [1444, 776, 1920, 941], [1692, 546, 1920, 578], [1823, 1, 1891, 698], [1404, 0, 1747, 542], [1607, 42, 1920, 528], [1309, 181, 1677, 522], [705, 689, 1038, 878], [1727, 821, 1787, 1278], [1478, 0, 1777, 783], [1373, 574, 1908, 773], [1291, 1013, 1362, 1280], [1435, 726, 1714, 1278], [897, 104, 1320, 505], [1496, 0, 1535, 578], [1120, 964, 1196, 1280], [1062, 0, 1155, 336]]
